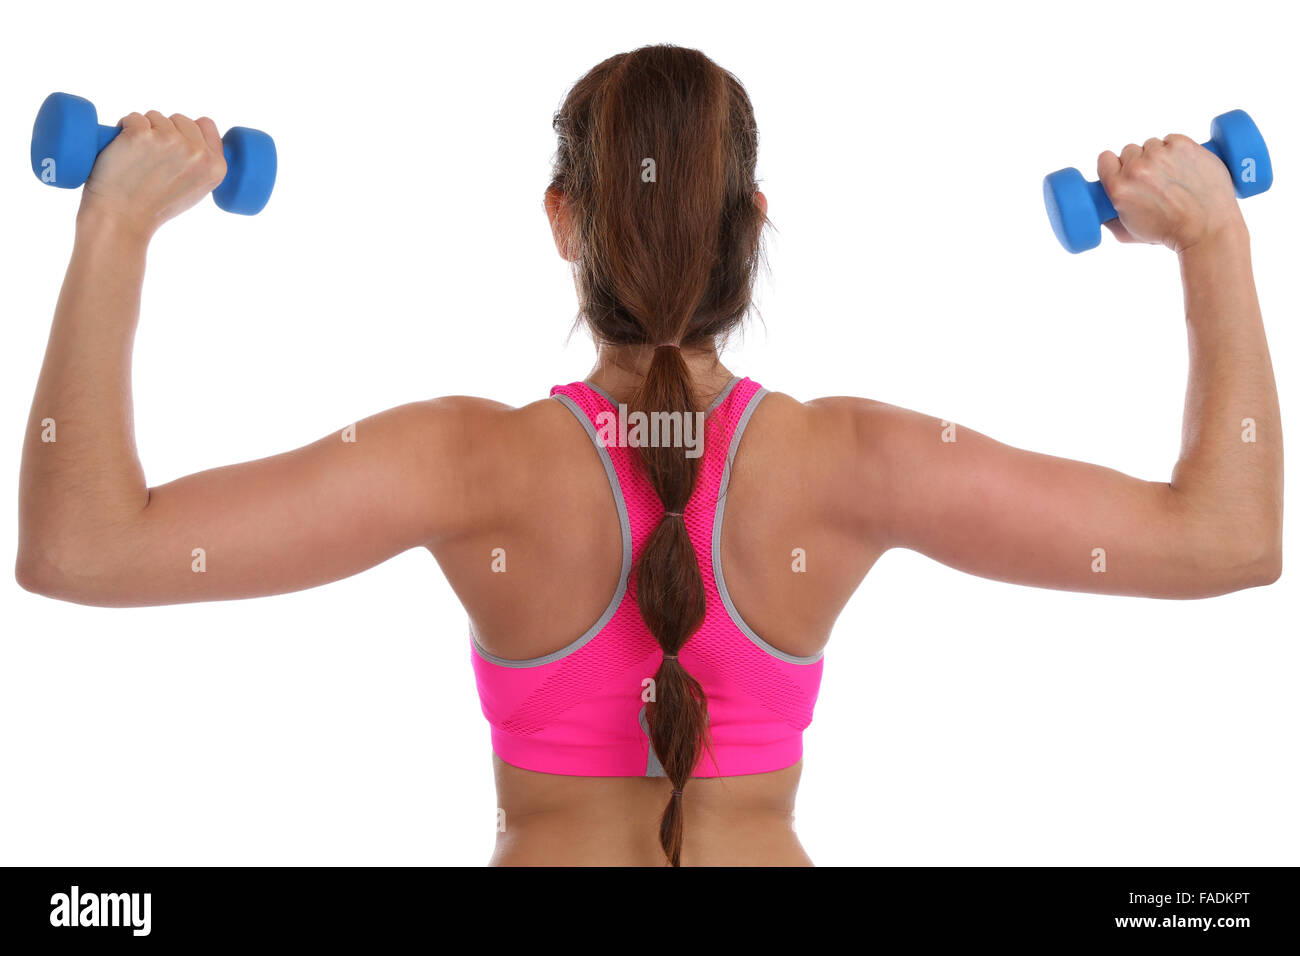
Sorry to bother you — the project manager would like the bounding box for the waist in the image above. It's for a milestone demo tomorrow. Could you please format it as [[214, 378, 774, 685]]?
[[490, 755, 810, 865]]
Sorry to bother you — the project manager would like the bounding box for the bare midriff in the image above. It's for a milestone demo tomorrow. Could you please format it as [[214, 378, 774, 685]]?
[[489, 755, 812, 866]]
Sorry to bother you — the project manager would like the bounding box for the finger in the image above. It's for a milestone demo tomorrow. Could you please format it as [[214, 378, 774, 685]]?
[[1097, 150, 1121, 189], [1142, 136, 1164, 154], [145, 110, 175, 132], [1164, 132, 1199, 151], [169, 112, 206, 148], [1119, 143, 1142, 166], [194, 117, 223, 157], [116, 112, 150, 133]]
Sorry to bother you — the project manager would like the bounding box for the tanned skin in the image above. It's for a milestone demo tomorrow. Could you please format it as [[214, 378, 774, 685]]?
[[18, 114, 1281, 864]]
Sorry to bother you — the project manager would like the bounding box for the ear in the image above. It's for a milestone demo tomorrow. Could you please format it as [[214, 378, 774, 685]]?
[[544, 186, 580, 262], [755, 189, 768, 219]]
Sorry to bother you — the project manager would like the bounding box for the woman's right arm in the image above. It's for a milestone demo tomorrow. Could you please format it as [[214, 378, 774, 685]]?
[[15, 110, 517, 608], [829, 134, 1282, 599]]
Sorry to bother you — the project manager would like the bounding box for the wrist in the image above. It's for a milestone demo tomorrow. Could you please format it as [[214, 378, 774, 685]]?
[[75, 198, 155, 252], [1177, 215, 1249, 260]]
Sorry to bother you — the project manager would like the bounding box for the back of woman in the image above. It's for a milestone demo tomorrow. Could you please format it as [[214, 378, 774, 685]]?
[[438, 48, 876, 864], [17, 45, 1282, 866], [455, 376, 873, 864]]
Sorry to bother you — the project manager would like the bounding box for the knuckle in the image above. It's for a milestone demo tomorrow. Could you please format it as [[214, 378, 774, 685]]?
[[184, 141, 208, 164]]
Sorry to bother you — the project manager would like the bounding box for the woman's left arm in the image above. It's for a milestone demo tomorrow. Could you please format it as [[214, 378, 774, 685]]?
[[17, 109, 502, 607]]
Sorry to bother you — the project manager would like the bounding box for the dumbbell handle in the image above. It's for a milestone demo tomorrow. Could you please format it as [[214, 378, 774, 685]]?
[[1079, 138, 1225, 224]]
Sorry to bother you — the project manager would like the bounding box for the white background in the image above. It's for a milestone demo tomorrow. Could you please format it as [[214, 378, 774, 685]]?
[[1, 0, 1295, 866]]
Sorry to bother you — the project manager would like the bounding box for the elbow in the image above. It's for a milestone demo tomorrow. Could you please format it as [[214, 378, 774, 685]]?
[[17, 511, 151, 606], [1248, 541, 1282, 589], [1166, 517, 1282, 598], [1243, 514, 1283, 588], [15, 543, 78, 601], [1215, 525, 1282, 593], [15, 538, 112, 605], [16, 515, 68, 598]]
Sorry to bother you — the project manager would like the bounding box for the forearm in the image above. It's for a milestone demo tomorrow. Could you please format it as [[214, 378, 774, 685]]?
[[1170, 220, 1283, 562], [18, 209, 151, 568]]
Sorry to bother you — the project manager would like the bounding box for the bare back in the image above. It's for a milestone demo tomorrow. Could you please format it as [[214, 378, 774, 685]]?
[[430, 378, 880, 865]]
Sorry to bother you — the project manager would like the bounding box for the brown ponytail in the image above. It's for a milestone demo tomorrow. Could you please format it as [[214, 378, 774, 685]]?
[[550, 45, 768, 866]]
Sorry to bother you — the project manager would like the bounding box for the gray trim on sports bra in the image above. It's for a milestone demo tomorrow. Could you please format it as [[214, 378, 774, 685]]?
[[712, 388, 825, 665], [639, 703, 712, 777], [582, 375, 742, 418], [468, 392, 633, 668], [637, 705, 667, 777]]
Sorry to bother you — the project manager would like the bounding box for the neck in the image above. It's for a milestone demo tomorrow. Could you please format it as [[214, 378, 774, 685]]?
[[586, 342, 735, 406]]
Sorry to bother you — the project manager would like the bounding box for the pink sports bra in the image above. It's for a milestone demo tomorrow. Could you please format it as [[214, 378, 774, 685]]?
[[469, 376, 824, 777]]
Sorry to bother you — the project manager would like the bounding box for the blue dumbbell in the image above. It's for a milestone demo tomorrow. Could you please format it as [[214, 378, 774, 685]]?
[[31, 92, 277, 216], [1043, 110, 1272, 253]]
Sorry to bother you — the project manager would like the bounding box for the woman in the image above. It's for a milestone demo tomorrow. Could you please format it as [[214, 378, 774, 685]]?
[[17, 45, 1282, 866]]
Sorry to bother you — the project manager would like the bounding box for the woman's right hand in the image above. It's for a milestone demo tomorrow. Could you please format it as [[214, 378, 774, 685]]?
[[78, 110, 228, 240], [1097, 134, 1245, 253]]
